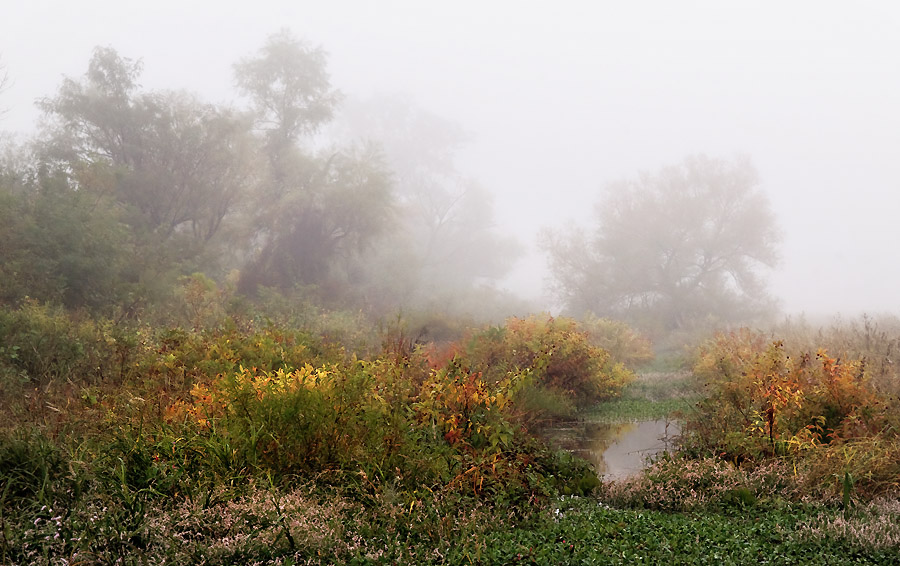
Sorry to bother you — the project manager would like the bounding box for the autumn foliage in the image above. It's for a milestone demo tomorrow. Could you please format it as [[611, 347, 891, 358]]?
[[686, 329, 899, 495], [463, 315, 635, 415]]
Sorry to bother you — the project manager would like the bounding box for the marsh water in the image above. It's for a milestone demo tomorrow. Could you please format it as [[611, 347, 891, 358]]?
[[543, 418, 680, 479]]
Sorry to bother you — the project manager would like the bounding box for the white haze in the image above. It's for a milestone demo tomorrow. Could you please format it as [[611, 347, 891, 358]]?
[[2, 1, 899, 317]]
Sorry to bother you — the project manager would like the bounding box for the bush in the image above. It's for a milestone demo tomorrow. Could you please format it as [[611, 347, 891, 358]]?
[[684, 329, 900, 498], [581, 314, 654, 368], [0, 305, 616, 532], [149, 322, 607, 503], [772, 314, 900, 398], [0, 301, 108, 384], [460, 315, 635, 421]]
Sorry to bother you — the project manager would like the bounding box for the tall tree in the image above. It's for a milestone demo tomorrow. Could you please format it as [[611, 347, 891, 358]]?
[[234, 32, 392, 296], [38, 47, 143, 166], [115, 91, 258, 245], [30, 47, 261, 311], [234, 28, 340, 181], [541, 155, 781, 335], [238, 143, 393, 294], [39, 48, 257, 254]]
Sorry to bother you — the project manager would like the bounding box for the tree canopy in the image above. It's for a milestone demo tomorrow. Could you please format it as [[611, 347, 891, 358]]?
[[234, 29, 339, 148], [541, 155, 781, 335], [0, 32, 520, 320]]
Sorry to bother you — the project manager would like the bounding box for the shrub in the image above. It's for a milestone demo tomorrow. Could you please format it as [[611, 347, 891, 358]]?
[[772, 314, 900, 398], [412, 357, 519, 453], [689, 331, 886, 457], [684, 328, 899, 498], [461, 315, 635, 420], [0, 301, 111, 384], [581, 314, 655, 368], [152, 328, 602, 503]]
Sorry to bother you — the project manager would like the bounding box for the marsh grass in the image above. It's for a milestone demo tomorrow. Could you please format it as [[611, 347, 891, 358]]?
[[3, 417, 898, 564], [599, 455, 806, 512], [9, 470, 897, 566], [583, 370, 699, 423], [4, 303, 900, 565]]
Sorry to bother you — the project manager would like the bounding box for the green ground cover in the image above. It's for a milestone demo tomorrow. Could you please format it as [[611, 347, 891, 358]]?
[[7, 482, 898, 565], [482, 497, 900, 566], [580, 370, 698, 423]]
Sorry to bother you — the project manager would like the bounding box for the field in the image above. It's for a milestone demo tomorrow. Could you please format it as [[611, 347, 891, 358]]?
[[1, 305, 899, 565]]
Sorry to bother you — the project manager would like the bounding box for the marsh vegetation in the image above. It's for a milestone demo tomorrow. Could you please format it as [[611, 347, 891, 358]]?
[[1, 27, 899, 566], [2, 300, 899, 564]]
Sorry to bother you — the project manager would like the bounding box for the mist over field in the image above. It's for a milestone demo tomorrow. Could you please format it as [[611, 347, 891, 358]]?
[[2, 1, 899, 318], [6, 6, 900, 563]]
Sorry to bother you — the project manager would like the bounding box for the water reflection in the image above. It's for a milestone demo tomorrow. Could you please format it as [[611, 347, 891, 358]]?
[[543, 419, 679, 479]]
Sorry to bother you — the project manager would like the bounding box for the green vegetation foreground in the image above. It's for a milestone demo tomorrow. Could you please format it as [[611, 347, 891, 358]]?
[[2, 303, 899, 564], [1, 306, 623, 563]]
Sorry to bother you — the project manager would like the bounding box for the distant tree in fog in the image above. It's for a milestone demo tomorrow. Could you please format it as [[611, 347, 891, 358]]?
[[329, 95, 521, 312], [541, 155, 781, 335], [39, 47, 257, 248], [234, 28, 340, 162], [233, 32, 393, 296], [30, 47, 259, 307]]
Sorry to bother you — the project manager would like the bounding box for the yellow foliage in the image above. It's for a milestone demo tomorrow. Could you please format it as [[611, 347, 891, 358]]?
[[690, 330, 890, 463]]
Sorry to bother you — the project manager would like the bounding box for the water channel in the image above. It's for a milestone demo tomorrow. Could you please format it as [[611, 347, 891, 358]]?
[[543, 418, 680, 479]]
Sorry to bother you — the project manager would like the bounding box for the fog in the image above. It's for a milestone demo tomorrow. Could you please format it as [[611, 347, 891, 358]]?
[[3, 0, 899, 317]]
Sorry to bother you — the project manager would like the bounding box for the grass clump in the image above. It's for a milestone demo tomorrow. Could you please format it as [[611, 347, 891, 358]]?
[[797, 497, 900, 552], [599, 454, 804, 512]]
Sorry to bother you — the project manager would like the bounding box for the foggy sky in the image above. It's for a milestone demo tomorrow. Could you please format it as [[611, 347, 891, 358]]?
[[3, 1, 899, 317]]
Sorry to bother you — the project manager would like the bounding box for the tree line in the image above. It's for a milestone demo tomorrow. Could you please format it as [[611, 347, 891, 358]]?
[[0, 31, 523, 323], [0, 31, 781, 337]]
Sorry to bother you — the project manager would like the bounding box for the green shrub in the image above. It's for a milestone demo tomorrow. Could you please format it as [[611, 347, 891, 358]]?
[[0, 301, 119, 385]]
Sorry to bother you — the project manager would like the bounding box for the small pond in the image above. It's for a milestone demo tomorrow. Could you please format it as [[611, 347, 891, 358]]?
[[543, 418, 680, 479]]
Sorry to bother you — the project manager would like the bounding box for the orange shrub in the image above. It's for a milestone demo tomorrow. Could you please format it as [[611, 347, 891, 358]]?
[[687, 330, 889, 463], [460, 315, 635, 417]]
